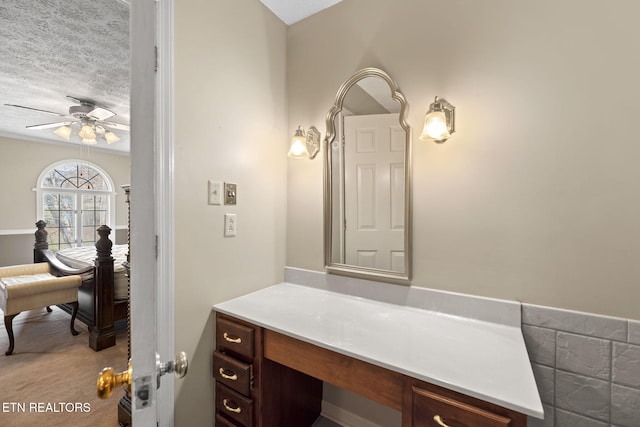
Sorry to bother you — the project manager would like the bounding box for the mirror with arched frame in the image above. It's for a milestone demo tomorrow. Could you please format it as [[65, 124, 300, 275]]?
[[324, 68, 412, 282]]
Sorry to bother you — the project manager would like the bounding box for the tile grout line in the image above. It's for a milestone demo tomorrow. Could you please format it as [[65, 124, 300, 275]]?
[[553, 328, 557, 427], [609, 335, 613, 426]]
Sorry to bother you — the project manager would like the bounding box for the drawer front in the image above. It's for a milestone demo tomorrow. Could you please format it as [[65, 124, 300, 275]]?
[[213, 351, 252, 396], [215, 413, 242, 427], [217, 317, 254, 358], [216, 382, 253, 427], [412, 387, 512, 427]]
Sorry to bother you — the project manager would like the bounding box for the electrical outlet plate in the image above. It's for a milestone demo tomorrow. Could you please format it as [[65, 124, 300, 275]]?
[[224, 213, 237, 237], [208, 180, 222, 205]]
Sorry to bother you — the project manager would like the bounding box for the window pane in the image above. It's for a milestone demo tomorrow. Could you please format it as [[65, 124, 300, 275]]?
[[94, 195, 107, 209], [82, 194, 108, 210], [48, 228, 60, 248], [82, 226, 97, 244], [90, 174, 107, 191], [44, 212, 58, 226], [44, 193, 59, 210], [96, 211, 107, 225], [60, 226, 75, 247], [83, 195, 95, 210], [59, 194, 75, 209], [83, 214, 95, 227]]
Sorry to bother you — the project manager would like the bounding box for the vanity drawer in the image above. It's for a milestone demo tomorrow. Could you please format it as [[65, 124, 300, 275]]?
[[410, 386, 512, 427], [213, 351, 252, 396], [216, 382, 253, 427], [215, 413, 242, 427], [217, 317, 254, 358]]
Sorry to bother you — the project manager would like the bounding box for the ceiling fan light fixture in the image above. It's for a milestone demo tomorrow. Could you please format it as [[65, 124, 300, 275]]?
[[7, 98, 129, 147], [53, 125, 72, 140], [104, 131, 120, 144]]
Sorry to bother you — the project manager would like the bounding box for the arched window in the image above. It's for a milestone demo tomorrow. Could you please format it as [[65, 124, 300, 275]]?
[[36, 160, 116, 250]]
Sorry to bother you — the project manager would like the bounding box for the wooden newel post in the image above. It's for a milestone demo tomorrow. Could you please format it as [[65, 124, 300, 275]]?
[[34, 220, 48, 263], [89, 225, 116, 351]]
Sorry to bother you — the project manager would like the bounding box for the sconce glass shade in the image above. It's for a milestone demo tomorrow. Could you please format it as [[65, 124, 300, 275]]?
[[421, 110, 450, 141], [53, 125, 72, 140], [288, 126, 320, 159], [105, 131, 120, 144], [419, 96, 455, 143], [78, 124, 96, 139], [82, 138, 97, 145], [288, 128, 310, 158]]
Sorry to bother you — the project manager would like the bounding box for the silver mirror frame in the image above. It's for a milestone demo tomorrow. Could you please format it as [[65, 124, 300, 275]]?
[[323, 67, 412, 282]]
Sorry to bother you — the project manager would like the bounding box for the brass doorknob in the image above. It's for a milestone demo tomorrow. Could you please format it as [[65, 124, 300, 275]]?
[[97, 361, 132, 399]]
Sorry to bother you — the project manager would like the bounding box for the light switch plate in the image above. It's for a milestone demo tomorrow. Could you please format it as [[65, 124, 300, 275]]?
[[224, 182, 237, 205], [208, 180, 222, 205]]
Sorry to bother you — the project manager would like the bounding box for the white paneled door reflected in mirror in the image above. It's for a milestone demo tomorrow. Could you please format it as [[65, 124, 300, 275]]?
[[324, 68, 412, 282]]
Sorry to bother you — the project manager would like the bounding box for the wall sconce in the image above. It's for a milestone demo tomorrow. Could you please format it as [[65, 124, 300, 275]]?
[[288, 125, 320, 159], [419, 96, 455, 143]]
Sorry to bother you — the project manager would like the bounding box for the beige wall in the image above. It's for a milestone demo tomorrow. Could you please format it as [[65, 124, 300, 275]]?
[[0, 136, 130, 265], [287, 0, 640, 321], [173, 1, 287, 425]]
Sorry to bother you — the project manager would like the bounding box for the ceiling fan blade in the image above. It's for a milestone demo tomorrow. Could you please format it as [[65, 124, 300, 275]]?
[[87, 106, 116, 121], [101, 121, 130, 131], [66, 95, 85, 104], [26, 121, 74, 130], [4, 104, 68, 117]]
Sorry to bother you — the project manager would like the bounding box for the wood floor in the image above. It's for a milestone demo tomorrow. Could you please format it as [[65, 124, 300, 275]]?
[[0, 306, 128, 427], [312, 417, 343, 427], [0, 307, 352, 427]]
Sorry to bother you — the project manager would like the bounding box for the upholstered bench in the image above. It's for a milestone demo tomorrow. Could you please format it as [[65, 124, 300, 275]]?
[[0, 263, 82, 355]]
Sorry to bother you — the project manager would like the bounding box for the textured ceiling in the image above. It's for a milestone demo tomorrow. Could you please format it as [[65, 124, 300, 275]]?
[[0, 0, 339, 154], [0, 0, 131, 153]]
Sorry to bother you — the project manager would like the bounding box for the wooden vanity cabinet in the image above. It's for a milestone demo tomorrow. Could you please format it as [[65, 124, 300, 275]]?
[[214, 313, 528, 427]]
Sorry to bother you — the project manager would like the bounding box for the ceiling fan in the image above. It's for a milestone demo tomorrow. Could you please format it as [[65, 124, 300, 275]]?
[[4, 96, 129, 145]]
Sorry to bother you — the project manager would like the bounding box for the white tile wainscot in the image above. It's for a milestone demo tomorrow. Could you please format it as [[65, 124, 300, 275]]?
[[214, 267, 544, 424], [522, 304, 640, 427]]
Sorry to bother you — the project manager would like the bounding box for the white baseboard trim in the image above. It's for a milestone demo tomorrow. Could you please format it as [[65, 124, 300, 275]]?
[[321, 400, 383, 427]]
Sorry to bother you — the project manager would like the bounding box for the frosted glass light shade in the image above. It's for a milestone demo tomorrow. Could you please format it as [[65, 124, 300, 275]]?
[[420, 111, 450, 141], [82, 138, 97, 145], [288, 129, 310, 158], [419, 97, 455, 143], [105, 131, 120, 144], [54, 125, 72, 140], [79, 124, 96, 139]]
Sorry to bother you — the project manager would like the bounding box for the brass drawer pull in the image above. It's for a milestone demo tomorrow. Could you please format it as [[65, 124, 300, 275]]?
[[222, 399, 241, 414], [223, 332, 242, 344], [219, 368, 238, 381], [433, 415, 451, 427]]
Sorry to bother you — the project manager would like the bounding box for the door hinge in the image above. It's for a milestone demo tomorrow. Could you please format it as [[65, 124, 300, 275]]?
[[155, 45, 158, 72], [155, 235, 159, 260]]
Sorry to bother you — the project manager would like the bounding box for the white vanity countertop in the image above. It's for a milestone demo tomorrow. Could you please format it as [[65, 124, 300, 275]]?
[[214, 282, 544, 419]]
